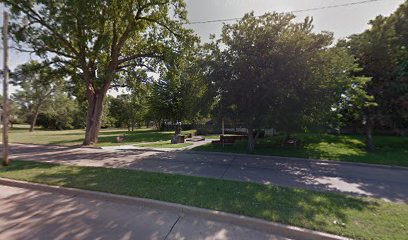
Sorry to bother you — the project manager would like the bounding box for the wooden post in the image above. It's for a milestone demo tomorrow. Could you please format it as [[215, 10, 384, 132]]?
[[222, 118, 224, 135], [2, 11, 9, 166]]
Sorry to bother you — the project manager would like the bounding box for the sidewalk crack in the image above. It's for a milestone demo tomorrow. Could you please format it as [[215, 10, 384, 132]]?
[[163, 215, 181, 240]]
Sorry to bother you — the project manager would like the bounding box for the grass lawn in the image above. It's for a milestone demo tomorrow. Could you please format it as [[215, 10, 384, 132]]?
[[135, 140, 193, 148], [8, 125, 408, 166], [0, 160, 406, 240], [193, 133, 408, 167], [8, 125, 195, 147]]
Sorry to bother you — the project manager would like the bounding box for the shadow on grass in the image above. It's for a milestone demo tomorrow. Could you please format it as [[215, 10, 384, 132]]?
[[38, 130, 174, 146], [97, 130, 194, 145], [193, 134, 408, 166], [0, 160, 396, 239]]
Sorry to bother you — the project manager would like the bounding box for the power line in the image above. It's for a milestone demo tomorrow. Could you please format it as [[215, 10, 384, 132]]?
[[186, 0, 387, 25]]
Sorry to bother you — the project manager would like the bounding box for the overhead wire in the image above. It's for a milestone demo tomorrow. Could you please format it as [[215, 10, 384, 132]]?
[[186, 0, 388, 24]]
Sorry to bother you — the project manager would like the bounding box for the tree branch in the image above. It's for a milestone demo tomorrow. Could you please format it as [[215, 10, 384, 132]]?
[[5, 1, 80, 57], [138, 16, 181, 38], [117, 53, 164, 65], [117, 63, 156, 72]]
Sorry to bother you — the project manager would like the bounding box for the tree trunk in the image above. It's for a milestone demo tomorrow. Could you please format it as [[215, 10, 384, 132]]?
[[248, 128, 255, 152], [247, 127, 260, 153], [366, 116, 375, 151], [281, 132, 291, 146], [83, 91, 105, 145], [29, 106, 40, 132]]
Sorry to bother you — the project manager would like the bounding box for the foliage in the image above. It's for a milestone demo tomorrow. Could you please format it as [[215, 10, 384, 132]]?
[[206, 12, 358, 151], [148, 43, 207, 126], [273, 47, 359, 134], [345, 1, 408, 132], [3, 0, 193, 144], [331, 75, 377, 134], [35, 91, 83, 130], [193, 133, 408, 167], [11, 61, 64, 131], [109, 90, 149, 130], [0, 95, 21, 126]]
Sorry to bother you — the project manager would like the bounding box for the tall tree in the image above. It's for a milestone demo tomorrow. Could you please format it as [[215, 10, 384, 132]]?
[[12, 61, 63, 132], [387, 1, 408, 132], [207, 12, 357, 152], [110, 84, 150, 130], [345, 1, 408, 146], [4, 0, 192, 145], [148, 42, 206, 126], [35, 90, 81, 130]]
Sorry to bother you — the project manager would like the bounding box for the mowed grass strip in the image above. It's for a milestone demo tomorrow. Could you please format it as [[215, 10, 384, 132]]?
[[9, 125, 195, 147], [193, 133, 408, 167], [1, 160, 407, 240]]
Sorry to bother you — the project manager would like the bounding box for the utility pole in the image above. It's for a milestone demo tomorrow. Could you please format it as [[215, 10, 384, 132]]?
[[2, 11, 9, 166]]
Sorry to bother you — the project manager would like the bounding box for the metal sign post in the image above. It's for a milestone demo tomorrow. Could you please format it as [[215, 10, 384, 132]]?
[[2, 11, 9, 166]]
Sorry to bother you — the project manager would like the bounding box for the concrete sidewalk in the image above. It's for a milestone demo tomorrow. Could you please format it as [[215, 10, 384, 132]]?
[[5, 143, 408, 203], [0, 184, 289, 240], [101, 139, 213, 152]]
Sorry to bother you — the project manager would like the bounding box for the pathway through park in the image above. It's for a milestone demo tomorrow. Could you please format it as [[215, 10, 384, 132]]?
[[4, 143, 408, 203]]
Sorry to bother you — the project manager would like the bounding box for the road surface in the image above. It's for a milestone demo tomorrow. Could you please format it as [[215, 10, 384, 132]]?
[[0, 184, 289, 240], [4, 143, 408, 203]]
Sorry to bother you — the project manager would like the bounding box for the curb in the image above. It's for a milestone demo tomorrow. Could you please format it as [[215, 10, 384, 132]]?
[[185, 150, 408, 171], [0, 177, 350, 240]]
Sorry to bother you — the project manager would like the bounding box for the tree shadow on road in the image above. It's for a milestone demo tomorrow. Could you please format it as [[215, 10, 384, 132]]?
[[2, 160, 405, 239]]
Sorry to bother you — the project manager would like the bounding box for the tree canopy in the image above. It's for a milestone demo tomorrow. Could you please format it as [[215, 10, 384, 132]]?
[[3, 0, 194, 144], [205, 12, 359, 151], [11, 61, 64, 131], [344, 1, 408, 147]]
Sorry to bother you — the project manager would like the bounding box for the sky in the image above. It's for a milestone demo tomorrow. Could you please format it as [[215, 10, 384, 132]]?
[[184, 0, 404, 41], [0, 0, 405, 94]]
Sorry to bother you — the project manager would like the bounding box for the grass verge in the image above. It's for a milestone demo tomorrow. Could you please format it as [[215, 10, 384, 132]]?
[[193, 134, 408, 167], [0, 160, 407, 240]]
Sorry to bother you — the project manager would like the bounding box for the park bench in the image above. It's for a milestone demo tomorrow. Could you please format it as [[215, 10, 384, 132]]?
[[211, 135, 247, 145], [281, 137, 301, 147]]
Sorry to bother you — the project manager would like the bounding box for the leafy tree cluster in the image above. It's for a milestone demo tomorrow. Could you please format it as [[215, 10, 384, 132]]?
[[11, 61, 64, 131], [341, 1, 408, 148], [204, 12, 360, 151], [148, 47, 208, 128], [4, 0, 407, 152], [3, 0, 193, 144], [11, 61, 86, 130]]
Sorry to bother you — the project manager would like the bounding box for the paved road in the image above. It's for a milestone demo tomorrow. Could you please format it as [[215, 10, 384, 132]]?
[[5, 143, 408, 203], [0, 185, 288, 240]]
